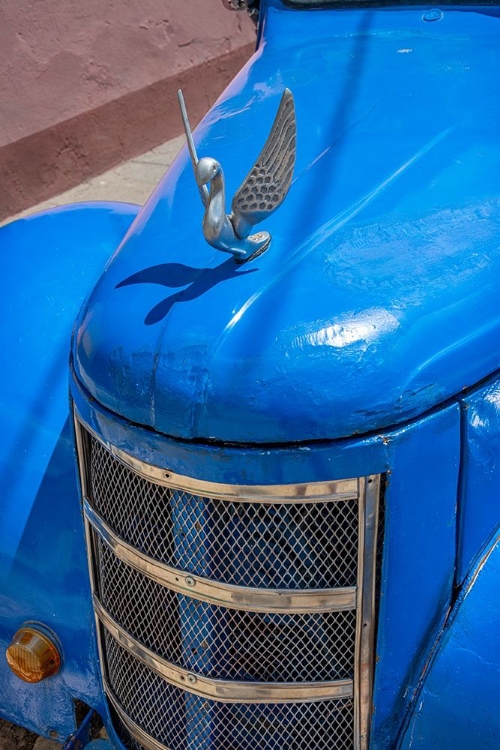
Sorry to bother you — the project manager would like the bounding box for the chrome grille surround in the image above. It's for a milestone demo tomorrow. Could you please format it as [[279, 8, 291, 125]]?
[[75, 415, 381, 750]]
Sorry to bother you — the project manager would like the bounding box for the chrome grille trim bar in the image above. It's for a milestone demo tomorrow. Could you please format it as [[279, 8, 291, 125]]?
[[105, 680, 171, 750], [96, 598, 354, 704], [84, 499, 357, 614], [80, 416, 359, 503], [355, 475, 381, 750]]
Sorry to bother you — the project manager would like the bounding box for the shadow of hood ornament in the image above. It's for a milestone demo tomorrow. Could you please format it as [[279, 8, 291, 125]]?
[[178, 88, 296, 262]]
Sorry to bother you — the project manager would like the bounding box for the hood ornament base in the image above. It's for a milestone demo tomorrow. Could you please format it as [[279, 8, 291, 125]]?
[[178, 89, 296, 262]]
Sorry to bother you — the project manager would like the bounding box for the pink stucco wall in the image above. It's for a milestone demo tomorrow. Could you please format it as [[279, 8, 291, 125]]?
[[0, 1, 254, 217], [0, 0, 254, 147]]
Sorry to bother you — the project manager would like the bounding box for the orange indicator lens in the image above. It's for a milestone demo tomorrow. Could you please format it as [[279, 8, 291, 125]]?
[[6, 627, 61, 683]]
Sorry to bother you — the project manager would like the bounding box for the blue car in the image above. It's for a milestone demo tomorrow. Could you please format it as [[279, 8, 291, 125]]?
[[2, 1, 500, 748]]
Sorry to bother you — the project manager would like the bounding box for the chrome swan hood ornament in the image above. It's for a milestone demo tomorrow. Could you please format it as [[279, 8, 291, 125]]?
[[178, 88, 296, 262]]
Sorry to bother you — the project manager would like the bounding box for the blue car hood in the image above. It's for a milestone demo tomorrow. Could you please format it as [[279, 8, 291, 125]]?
[[73, 4, 500, 443]]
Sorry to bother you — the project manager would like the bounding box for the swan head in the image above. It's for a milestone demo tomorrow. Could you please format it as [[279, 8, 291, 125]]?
[[196, 157, 221, 187]]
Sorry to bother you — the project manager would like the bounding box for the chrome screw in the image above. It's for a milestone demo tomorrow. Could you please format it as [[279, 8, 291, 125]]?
[[187, 673, 197, 684], [185, 576, 195, 587]]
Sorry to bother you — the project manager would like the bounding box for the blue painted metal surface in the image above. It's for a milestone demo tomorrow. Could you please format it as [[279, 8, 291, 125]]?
[[398, 527, 500, 749], [371, 406, 459, 749], [73, 2, 500, 443], [72, 378, 460, 749], [455, 372, 500, 585], [2, 1, 500, 748], [0, 203, 139, 740]]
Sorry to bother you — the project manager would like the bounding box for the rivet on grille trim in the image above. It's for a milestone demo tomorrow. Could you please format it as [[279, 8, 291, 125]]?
[[185, 576, 195, 587]]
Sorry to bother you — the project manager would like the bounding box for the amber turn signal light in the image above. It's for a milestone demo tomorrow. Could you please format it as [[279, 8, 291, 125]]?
[[6, 627, 61, 683]]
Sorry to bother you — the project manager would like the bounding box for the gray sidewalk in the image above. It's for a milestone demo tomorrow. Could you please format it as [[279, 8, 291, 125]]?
[[0, 719, 59, 750], [3, 134, 184, 225]]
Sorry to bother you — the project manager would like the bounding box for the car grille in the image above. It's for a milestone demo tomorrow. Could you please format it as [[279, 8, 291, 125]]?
[[75, 417, 382, 750], [105, 632, 355, 750], [88, 436, 360, 590]]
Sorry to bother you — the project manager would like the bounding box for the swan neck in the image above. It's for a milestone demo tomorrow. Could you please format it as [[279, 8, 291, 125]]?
[[209, 171, 224, 202]]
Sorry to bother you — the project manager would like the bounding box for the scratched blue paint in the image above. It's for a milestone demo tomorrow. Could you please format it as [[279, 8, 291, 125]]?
[[398, 528, 500, 749], [0, 203, 139, 739], [73, 3, 500, 442]]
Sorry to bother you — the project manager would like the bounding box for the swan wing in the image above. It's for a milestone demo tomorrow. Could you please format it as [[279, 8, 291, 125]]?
[[231, 89, 296, 238]]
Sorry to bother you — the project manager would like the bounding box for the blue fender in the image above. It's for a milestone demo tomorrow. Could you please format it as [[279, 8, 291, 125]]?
[[0, 202, 140, 740], [398, 527, 500, 749]]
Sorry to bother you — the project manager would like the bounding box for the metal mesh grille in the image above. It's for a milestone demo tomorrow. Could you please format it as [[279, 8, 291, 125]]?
[[105, 631, 355, 750], [89, 436, 359, 589], [78, 427, 382, 750], [96, 538, 356, 682]]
